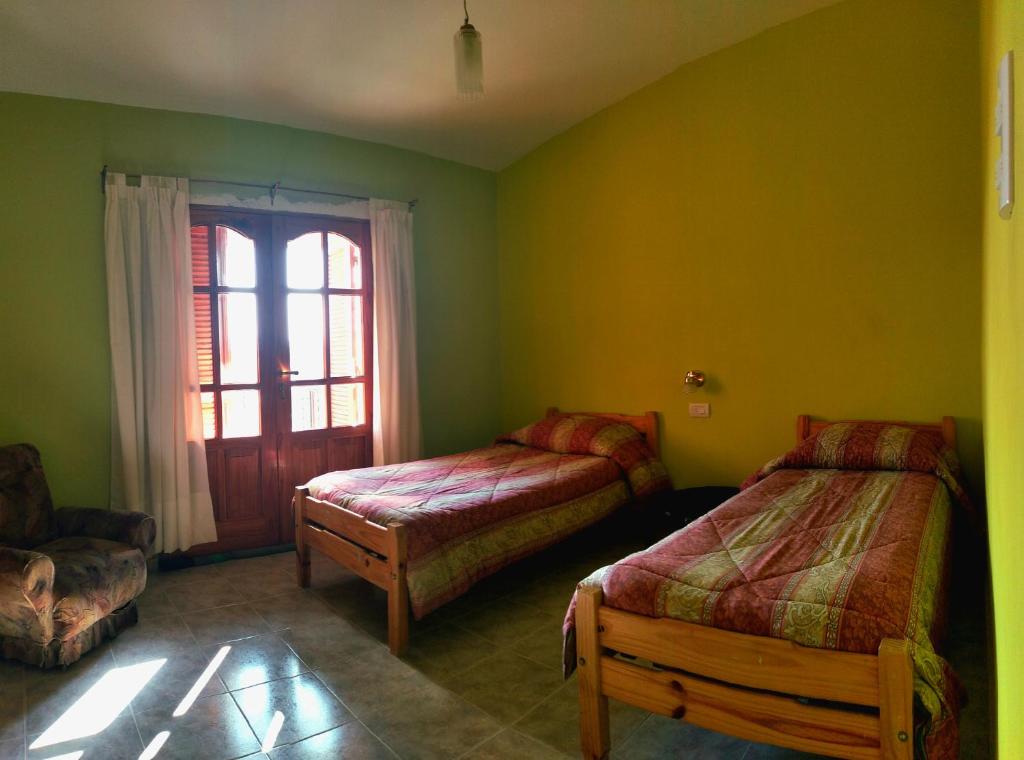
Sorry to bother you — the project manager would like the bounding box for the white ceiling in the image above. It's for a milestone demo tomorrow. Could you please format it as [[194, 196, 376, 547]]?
[[0, 0, 840, 170]]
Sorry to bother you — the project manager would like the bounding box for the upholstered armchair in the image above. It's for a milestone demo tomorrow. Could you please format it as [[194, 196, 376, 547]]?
[[0, 444, 156, 667]]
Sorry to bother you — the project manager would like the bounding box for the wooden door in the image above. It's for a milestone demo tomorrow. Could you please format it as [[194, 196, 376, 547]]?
[[189, 209, 279, 552], [273, 215, 374, 544], [187, 209, 374, 554]]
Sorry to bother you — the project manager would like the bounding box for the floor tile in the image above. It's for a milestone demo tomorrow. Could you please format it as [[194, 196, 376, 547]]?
[[0, 660, 26, 688], [510, 621, 566, 671], [268, 722, 395, 759], [26, 712, 142, 760], [399, 623, 494, 679], [502, 580, 577, 619], [515, 679, 647, 756], [279, 618, 382, 671], [0, 682, 24, 743], [250, 590, 334, 630], [210, 633, 308, 692], [232, 569, 303, 602], [444, 650, 563, 724], [183, 603, 270, 647], [165, 578, 242, 613], [134, 587, 179, 617], [135, 691, 260, 760], [0, 737, 22, 760], [454, 600, 559, 647], [109, 613, 195, 665], [232, 673, 354, 750], [357, 681, 502, 760], [126, 647, 228, 715], [314, 647, 433, 719], [462, 728, 568, 759], [617, 714, 751, 759]]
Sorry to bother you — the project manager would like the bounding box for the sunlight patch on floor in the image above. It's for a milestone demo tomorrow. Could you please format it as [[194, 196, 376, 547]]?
[[173, 645, 231, 717], [30, 659, 166, 750], [139, 730, 170, 760], [261, 710, 286, 752]]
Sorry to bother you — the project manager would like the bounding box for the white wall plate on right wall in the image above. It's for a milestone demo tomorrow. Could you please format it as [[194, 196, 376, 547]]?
[[996, 50, 1014, 220]]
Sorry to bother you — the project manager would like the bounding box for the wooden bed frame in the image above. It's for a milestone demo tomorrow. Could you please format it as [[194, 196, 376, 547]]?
[[576, 415, 956, 760], [294, 407, 661, 655]]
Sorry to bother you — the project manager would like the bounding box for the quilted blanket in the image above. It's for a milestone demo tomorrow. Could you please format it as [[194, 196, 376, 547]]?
[[308, 444, 629, 618], [564, 423, 967, 759]]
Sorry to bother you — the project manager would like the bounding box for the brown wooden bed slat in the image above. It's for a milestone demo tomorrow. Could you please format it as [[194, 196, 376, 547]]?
[[301, 496, 390, 555], [598, 606, 880, 707], [600, 656, 881, 759]]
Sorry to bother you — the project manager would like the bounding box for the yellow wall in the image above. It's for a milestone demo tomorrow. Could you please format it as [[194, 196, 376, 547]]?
[[497, 0, 983, 489], [981, 0, 1024, 755]]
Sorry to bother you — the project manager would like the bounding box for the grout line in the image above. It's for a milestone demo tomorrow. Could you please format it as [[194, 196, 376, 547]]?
[[454, 724, 505, 759], [225, 685, 265, 753], [304, 672, 401, 759], [129, 709, 145, 758]]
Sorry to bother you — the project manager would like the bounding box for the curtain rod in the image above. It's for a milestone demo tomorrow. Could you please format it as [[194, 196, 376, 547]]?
[[99, 165, 417, 210]]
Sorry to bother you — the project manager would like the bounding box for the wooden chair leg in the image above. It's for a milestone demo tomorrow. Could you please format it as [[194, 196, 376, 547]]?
[[576, 585, 610, 760], [294, 488, 311, 588], [878, 638, 914, 760], [386, 523, 409, 655]]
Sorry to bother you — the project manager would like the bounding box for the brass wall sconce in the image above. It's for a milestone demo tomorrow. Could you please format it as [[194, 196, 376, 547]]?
[[684, 370, 706, 393]]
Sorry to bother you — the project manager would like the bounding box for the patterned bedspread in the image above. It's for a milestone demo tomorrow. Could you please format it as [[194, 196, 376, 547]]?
[[308, 414, 668, 618], [564, 423, 969, 759]]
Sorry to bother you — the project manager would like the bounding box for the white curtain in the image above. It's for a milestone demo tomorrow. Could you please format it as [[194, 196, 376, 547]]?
[[104, 173, 218, 553], [370, 199, 422, 465]]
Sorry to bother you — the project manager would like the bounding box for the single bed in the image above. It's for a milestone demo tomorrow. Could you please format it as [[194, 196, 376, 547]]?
[[566, 416, 968, 760], [294, 407, 669, 654]]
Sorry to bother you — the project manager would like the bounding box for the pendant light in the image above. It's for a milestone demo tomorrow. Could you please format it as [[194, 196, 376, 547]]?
[[453, 0, 483, 100]]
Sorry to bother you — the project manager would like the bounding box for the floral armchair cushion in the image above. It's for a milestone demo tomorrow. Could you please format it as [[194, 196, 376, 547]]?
[[0, 444, 56, 548]]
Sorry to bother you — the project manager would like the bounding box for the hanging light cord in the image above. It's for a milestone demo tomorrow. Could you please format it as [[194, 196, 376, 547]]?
[[463, 0, 470, 26]]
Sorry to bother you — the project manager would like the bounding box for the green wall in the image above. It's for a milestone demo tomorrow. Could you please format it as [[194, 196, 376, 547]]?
[[0, 92, 499, 507], [981, 0, 1023, 755], [497, 0, 984, 490]]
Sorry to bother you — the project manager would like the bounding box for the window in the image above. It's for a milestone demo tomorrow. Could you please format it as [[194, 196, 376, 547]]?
[[191, 224, 262, 439]]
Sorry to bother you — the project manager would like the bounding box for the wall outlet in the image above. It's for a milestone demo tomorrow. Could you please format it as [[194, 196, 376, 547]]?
[[689, 403, 710, 418]]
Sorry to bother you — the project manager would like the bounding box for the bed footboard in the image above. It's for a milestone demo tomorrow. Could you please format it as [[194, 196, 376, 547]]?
[[574, 585, 914, 760], [294, 486, 409, 654]]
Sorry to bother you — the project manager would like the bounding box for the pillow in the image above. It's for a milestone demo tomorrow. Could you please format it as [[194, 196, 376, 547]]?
[[497, 414, 671, 497], [741, 422, 970, 509]]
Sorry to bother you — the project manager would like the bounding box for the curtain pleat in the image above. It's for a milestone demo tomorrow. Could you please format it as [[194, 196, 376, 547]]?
[[370, 199, 422, 465], [104, 173, 218, 553]]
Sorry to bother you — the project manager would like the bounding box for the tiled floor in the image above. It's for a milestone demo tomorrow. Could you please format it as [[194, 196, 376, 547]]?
[[0, 518, 991, 759]]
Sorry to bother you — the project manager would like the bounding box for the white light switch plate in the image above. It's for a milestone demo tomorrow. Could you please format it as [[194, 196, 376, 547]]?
[[996, 51, 1014, 219], [689, 403, 710, 418]]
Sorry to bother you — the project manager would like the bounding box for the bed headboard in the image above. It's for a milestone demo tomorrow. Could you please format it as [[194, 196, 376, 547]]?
[[546, 407, 661, 458], [796, 415, 956, 449]]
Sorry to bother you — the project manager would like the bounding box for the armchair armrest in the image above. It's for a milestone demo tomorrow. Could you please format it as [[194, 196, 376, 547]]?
[[55, 507, 157, 555], [0, 547, 55, 637]]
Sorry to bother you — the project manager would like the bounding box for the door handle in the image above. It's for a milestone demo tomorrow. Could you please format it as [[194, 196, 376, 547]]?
[[279, 370, 299, 377]]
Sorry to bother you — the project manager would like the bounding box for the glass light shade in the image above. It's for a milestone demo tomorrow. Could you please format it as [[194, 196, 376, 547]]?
[[454, 23, 483, 100]]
